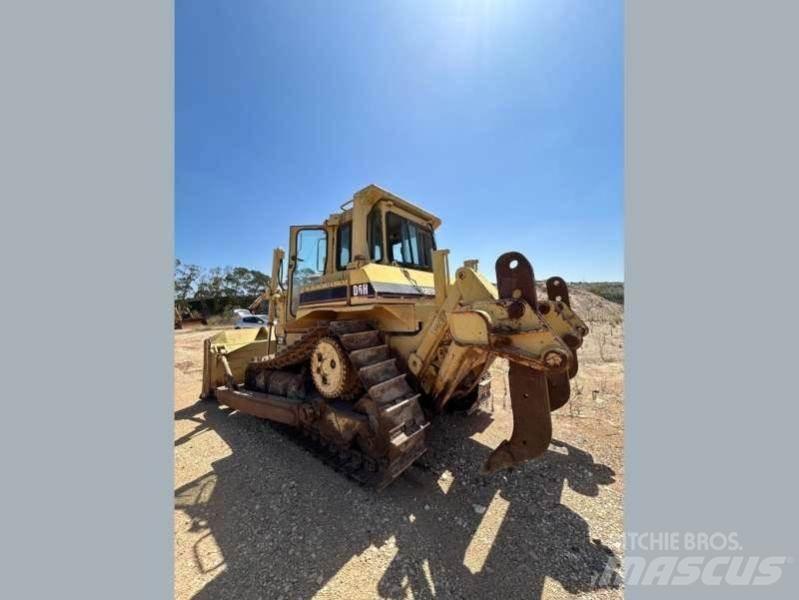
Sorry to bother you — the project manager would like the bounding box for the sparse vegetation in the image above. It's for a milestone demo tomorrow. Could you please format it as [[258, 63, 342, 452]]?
[[574, 281, 624, 305], [597, 331, 609, 362], [175, 259, 270, 316]]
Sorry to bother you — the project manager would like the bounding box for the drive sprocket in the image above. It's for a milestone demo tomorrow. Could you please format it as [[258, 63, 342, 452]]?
[[310, 337, 361, 399]]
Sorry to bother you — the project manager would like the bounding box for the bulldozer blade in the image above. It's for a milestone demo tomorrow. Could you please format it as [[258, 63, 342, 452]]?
[[481, 362, 552, 474]]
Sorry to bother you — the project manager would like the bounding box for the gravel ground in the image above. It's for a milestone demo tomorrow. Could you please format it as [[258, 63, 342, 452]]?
[[175, 295, 624, 599]]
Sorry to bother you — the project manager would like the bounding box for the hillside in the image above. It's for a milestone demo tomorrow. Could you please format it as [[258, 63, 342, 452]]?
[[573, 282, 624, 305]]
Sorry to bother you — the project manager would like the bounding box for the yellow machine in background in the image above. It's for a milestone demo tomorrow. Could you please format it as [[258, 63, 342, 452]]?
[[174, 301, 208, 330], [202, 184, 588, 488]]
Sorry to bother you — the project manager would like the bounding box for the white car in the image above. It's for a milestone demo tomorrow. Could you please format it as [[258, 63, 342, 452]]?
[[232, 309, 269, 329]]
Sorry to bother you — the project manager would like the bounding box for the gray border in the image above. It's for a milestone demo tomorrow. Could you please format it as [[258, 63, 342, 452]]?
[[1, 2, 173, 598], [4, 1, 799, 598], [627, 1, 798, 597]]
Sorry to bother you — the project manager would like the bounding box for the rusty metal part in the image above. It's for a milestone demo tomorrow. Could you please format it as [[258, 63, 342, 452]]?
[[238, 319, 429, 489], [547, 372, 571, 411], [539, 278, 587, 380], [244, 368, 308, 399], [218, 354, 238, 391], [546, 276, 571, 307], [482, 363, 553, 474], [248, 323, 331, 373], [265, 420, 422, 489], [333, 320, 429, 485], [506, 300, 525, 319], [562, 332, 582, 350], [215, 386, 308, 426], [496, 252, 538, 310], [568, 351, 579, 379], [317, 400, 370, 445], [310, 337, 360, 399]]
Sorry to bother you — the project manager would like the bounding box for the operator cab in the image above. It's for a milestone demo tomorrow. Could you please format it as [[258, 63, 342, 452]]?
[[287, 185, 441, 317]]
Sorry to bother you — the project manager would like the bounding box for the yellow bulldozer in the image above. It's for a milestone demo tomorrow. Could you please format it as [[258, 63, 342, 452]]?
[[201, 185, 588, 488], [174, 301, 208, 330]]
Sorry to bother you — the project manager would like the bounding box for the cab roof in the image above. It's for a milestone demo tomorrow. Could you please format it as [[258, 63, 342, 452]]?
[[349, 184, 443, 230]]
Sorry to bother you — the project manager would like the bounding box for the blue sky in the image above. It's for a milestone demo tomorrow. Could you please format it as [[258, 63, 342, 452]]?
[[176, 0, 622, 281]]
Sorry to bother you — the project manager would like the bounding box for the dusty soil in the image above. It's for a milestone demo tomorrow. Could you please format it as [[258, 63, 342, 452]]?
[[174, 289, 624, 599]]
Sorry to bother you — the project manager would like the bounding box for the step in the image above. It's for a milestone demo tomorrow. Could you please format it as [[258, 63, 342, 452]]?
[[349, 344, 390, 369], [368, 374, 412, 405], [339, 330, 382, 351], [358, 358, 399, 389], [382, 394, 423, 429], [328, 320, 372, 335]]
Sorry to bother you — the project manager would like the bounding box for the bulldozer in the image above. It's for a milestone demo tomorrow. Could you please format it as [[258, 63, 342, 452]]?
[[174, 301, 208, 330], [200, 185, 588, 488]]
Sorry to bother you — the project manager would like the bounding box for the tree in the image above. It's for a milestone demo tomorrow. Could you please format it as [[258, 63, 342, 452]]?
[[195, 267, 224, 299], [184, 261, 270, 300], [174, 259, 202, 300], [223, 267, 269, 297]]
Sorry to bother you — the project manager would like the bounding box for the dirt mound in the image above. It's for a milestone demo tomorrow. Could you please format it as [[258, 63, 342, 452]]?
[[535, 282, 623, 325]]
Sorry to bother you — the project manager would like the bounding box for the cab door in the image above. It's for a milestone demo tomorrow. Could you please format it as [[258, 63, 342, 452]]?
[[287, 225, 328, 318]]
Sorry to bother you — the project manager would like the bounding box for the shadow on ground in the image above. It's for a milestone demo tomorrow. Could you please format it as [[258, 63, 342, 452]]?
[[175, 400, 621, 599]]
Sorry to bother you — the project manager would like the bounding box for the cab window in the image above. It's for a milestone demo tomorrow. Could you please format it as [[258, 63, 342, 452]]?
[[291, 228, 327, 316], [336, 222, 352, 270], [368, 207, 383, 262], [386, 212, 435, 270]]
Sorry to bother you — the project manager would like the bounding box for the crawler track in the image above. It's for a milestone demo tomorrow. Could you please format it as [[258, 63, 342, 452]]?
[[244, 320, 429, 489]]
